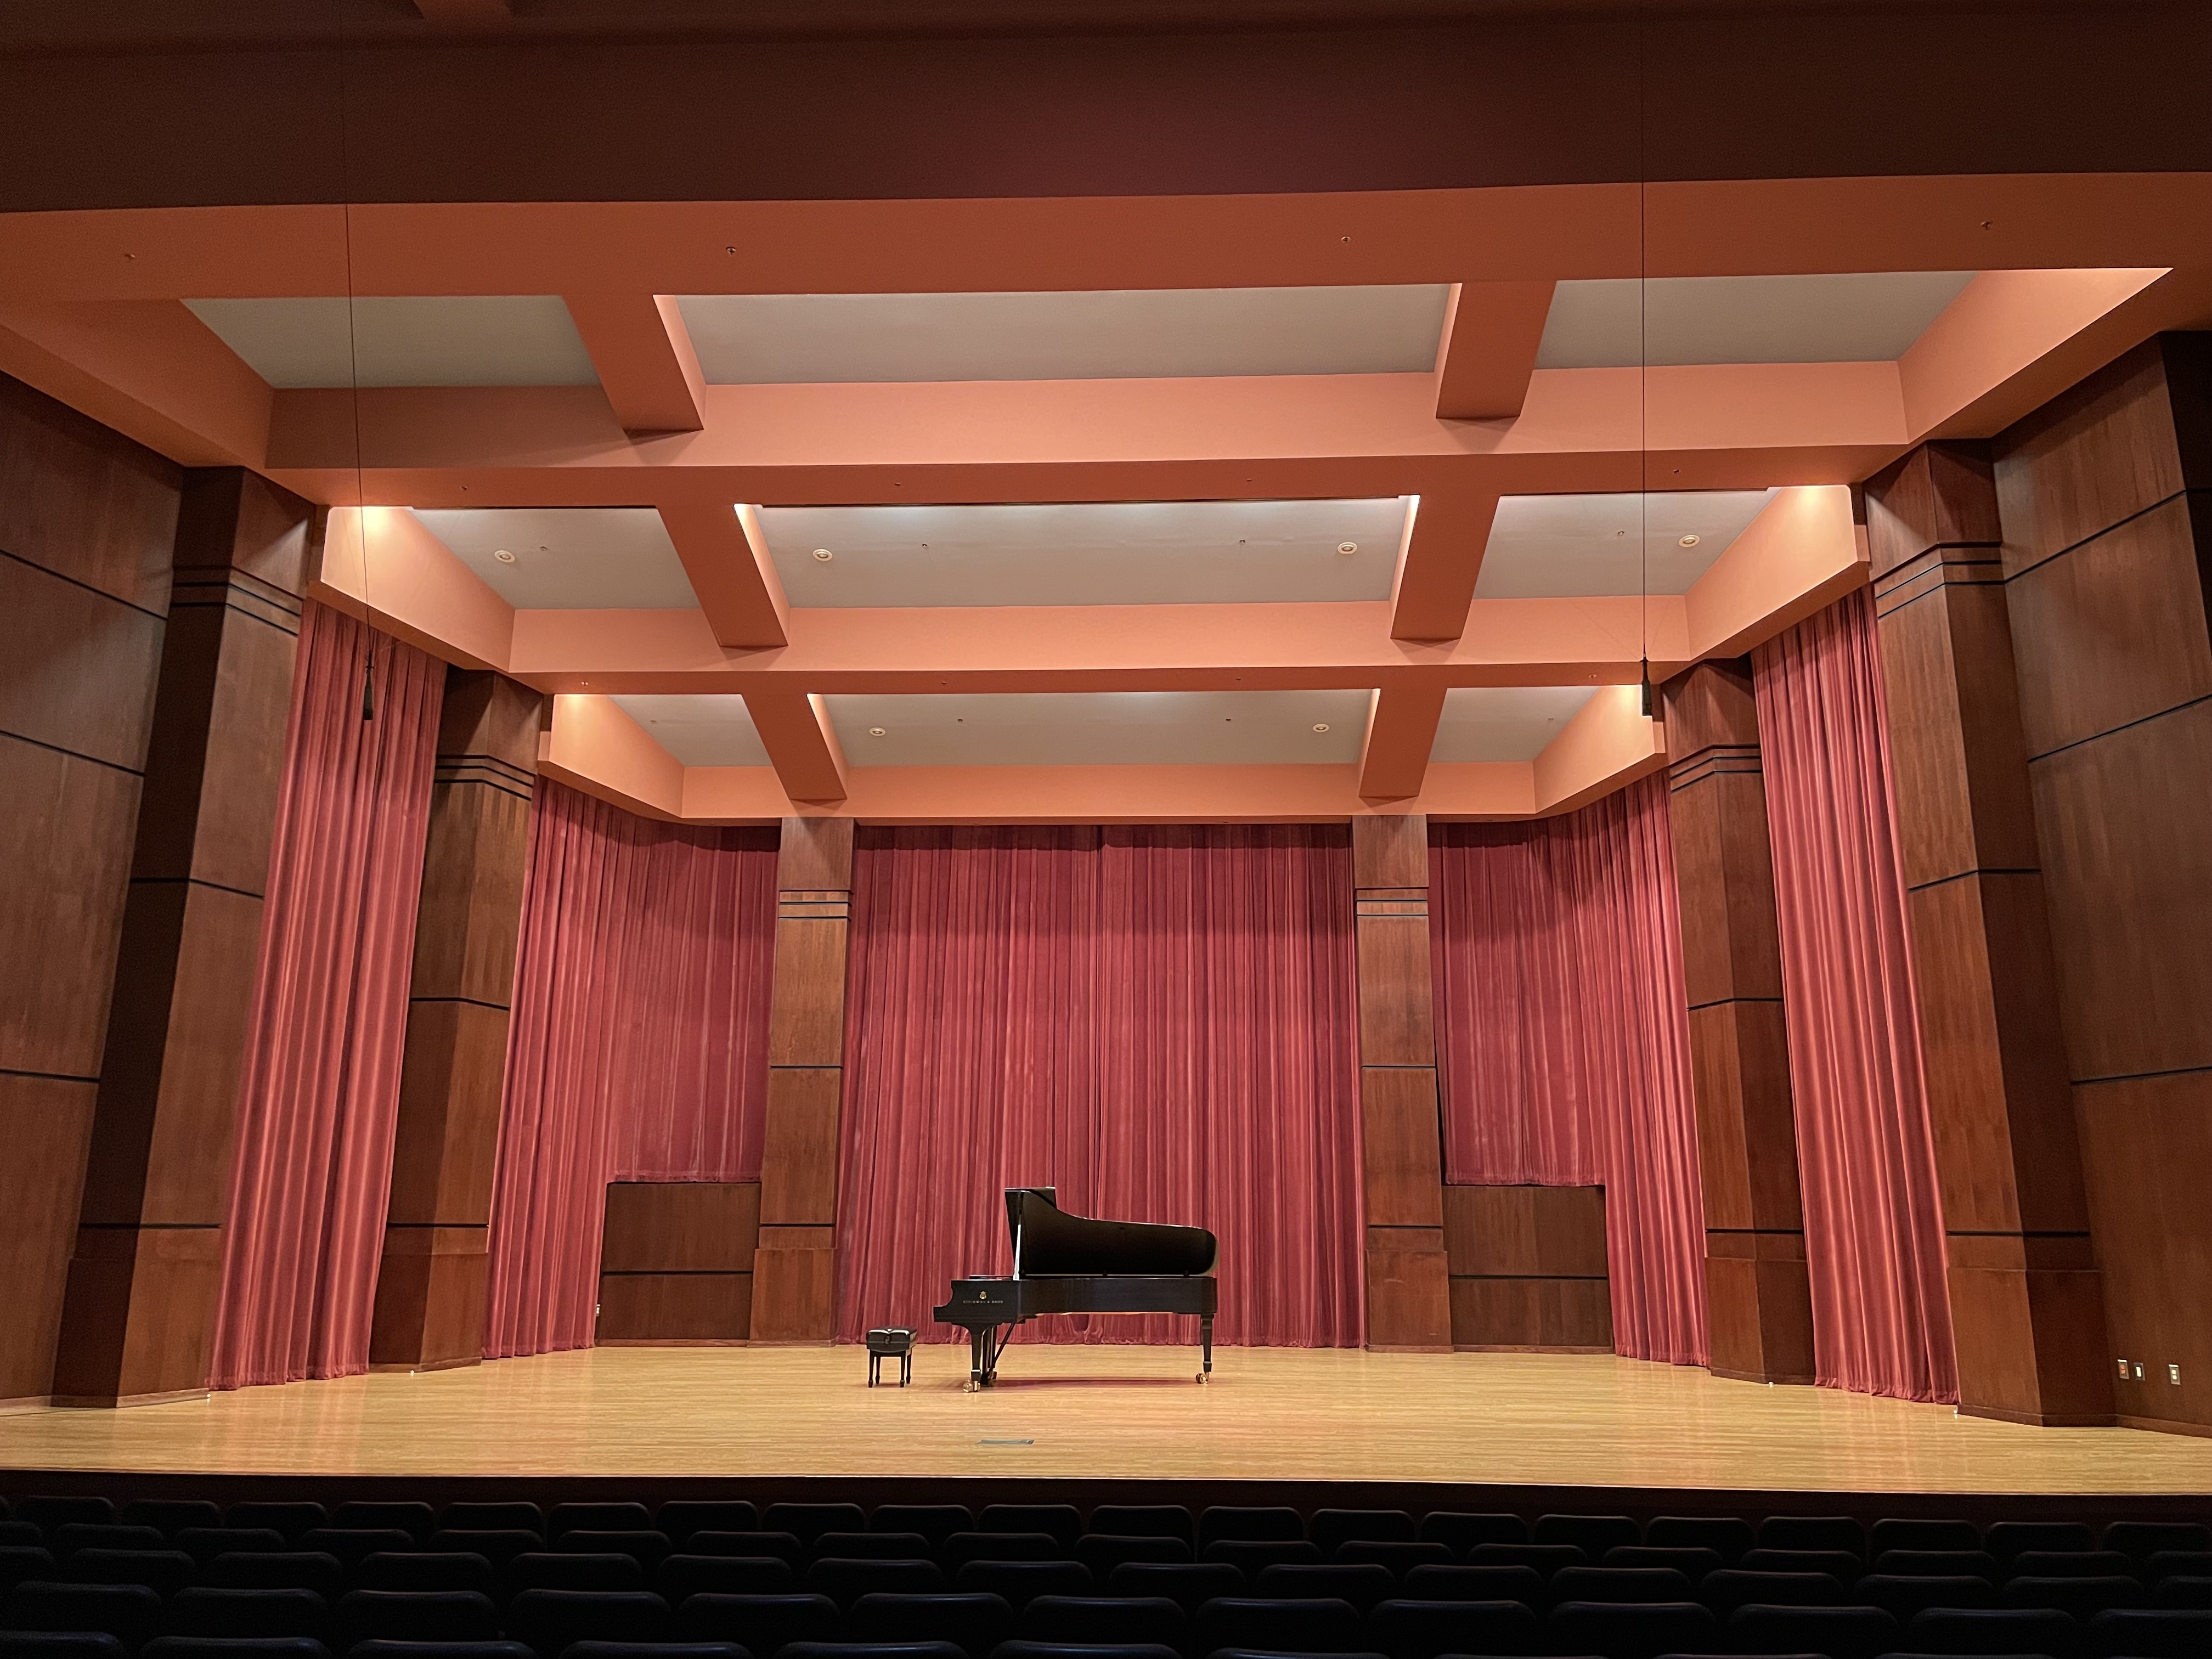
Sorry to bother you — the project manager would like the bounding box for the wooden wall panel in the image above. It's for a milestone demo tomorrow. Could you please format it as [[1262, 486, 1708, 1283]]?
[[1353, 913, 1434, 1067], [1359, 1069, 1445, 1229], [1443, 1184, 1611, 1351], [597, 1181, 760, 1344], [753, 819, 852, 1342], [0, 373, 180, 1407], [372, 669, 540, 1373], [1662, 658, 1812, 1385], [1351, 811, 1428, 890], [598, 1275, 753, 1343]]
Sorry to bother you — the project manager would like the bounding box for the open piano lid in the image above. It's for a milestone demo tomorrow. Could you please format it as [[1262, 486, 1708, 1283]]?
[[1006, 1186, 1218, 1277]]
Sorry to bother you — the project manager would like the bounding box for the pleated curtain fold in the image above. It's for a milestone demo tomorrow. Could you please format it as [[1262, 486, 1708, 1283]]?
[[208, 602, 443, 1390], [483, 781, 777, 1359], [836, 824, 1364, 1348], [1753, 588, 1959, 1403], [1429, 774, 1711, 1368]]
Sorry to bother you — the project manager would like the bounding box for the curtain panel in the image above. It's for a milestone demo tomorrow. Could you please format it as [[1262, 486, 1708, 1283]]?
[[208, 602, 443, 1390], [1429, 774, 1709, 1367], [836, 824, 1364, 1348], [482, 781, 777, 1359], [1754, 587, 1959, 1403]]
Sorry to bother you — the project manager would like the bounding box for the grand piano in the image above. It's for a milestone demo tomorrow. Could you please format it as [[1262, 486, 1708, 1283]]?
[[933, 1188, 1218, 1387]]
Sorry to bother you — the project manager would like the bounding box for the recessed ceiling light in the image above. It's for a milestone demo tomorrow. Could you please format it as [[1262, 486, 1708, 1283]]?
[[494, 549, 516, 562], [812, 548, 833, 562], [868, 726, 887, 737], [1338, 542, 1358, 556], [1313, 723, 1331, 733], [1679, 533, 1701, 548]]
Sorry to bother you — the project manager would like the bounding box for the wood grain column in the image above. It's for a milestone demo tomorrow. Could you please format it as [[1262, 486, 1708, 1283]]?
[[52, 468, 314, 1408], [0, 375, 179, 1409], [368, 671, 542, 1372], [1662, 659, 1816, 1385], [1352, 815, 1452, 1350], [1866, 442, 2113, 1427], [750, 816, 854, 1342]]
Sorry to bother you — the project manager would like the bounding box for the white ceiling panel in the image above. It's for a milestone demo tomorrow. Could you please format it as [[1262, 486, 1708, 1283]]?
[[1535, 272, 1978, 368], [761, 498, 1407, 607], [1474, 490, 1776, 599], [185, 296, 600, 388], [613, 695, 771, 766], [676, 286, 1451, 383], [410, 507, 701, 608], [825, 691, 1372, 766], [1430, 687, 1598, 763]]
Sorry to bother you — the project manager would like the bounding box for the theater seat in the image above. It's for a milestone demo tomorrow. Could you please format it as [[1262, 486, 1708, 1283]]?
[[555, 1536, 673, 1574], [869, 1511, 972, 1551], [946, 1540, 1064, 1573], [988, 1642, 1181, 1659], [200, 1555, 345, 1602], [846, 1591, 1014, 1658], [2000, 1576, 2148, 1618], [803, 1559, 946, 1607], [2083, 1605, 2212, 1657], [977, 1511, 1080, 1552], [2007, 1551, 2132, 1581], [330, 1508, 435, 1548], [1983, 1523, 2094, 1565], [1308, 1515, 1415, 1556], [810, 1538, 935, 1567], [119, 1508, 223, 1542], [348, 1643, 535, 1659], [1084, 1511, 1194, 1549], [436, 1505, 544, 1538], [1871, 1552, 2000, 1583], [1251, 1566, 1392, 1613], [354, 1554, 494, 1594], [2146, 1550, 2212, 1584], [15, 1502, 116, 1534], [430, 1535, 544, 1572], [165, 1588, 329, 1640], [1533, 1517, 1640, 1559], [1017, 1595, 1187, 1650], [52, 1527, 166, 1560], [502, 1555, 648, 1599], [1729, 1602, 1899, 1659], [221, 1512, 324, 1547], [656, 1558, 795, 1601], [2103, 1523, 2210, 1565], [1547, 1599, 1716, 1659], [1398, 1566, 1541, 1608], [1197, 1514, 1304, 1549], [1415, 1516, 1527, 1556], [1699, 1571, 1848, 1616], [562, 1643, 751, 1659], [1333, 1545, 1448, 1577], [1, 1547, 60, 1594], [1758, 1519, 1866, 1559], [0, 1635, 128, 1659], [176, 1534, 289, 1570], [779, 1644, 966, 1659], [1202, 1546, 1319, 1576], [1, 1526, 46, 1551], [1190, 1595, 1362, 1656], [1074, 1540, 1190, 1576], [297, 1531, 414, 1570], [1854, 1575, 1999, 1621], [332, 1590, 501, 1648], [1644, 1519, 1754, 1564], [1548, 1567, 1694, 1607], [3, 1583, 164, 1651], [764, 1509, 867, 1551], [1365, 1596, 1541, 1659], [61, 1549, 196, 1598], [657, 1506, 762, 1548], [682, 1537, 802, 1568], [1603, 1548, 1722, 1583], [952, 1564, 1093, 1609], [2154, 1576, 2212, 1608], [505, 1589, 675, 1654], [672, 1592, 841, 1652], [1903, 1605, 2078, 1654], [1094, 1567, 1234, 1617], [1872, 1521, 1985, 1557], [139, 1638, 331, 1659], [1463, 1545, 1583, 1577], [546, 1508, 653, 1543], [1740, 1550, 1864, 1584]]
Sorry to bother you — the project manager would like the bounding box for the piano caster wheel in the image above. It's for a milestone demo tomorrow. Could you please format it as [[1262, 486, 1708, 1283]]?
[[1195, 1371, 1209, 1384]]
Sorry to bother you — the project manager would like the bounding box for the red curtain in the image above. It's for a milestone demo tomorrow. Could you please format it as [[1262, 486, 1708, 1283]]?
[[1429, 775, 1709, 1367], [837, 825, 1364, 1348], [1754, 588, 1959, 1403], [483, 781, 776, 1358], [208, 602, 443, 1390]]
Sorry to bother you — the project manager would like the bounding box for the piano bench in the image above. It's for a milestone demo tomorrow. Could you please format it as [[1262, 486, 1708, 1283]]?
[[866, 1328, 917, 1386]]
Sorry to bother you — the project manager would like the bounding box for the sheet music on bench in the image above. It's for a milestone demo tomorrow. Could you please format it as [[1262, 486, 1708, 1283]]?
[[933, 1187, 1219, 1387]]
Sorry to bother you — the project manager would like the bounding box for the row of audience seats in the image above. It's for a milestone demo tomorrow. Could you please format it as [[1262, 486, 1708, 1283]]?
[[3, 1495, 2206, 1659]]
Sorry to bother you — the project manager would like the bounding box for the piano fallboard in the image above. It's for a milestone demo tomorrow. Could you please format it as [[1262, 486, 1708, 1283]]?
[[933, 1273, 1217, 1329]]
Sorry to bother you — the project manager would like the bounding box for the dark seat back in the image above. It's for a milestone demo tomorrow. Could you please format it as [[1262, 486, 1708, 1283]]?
[[1190, 1595, 1361, 1655], [1601, 1546, 1720, 1582], [297, 1530, 414, 1569], [1545, 1599, 1714, 1659], [176, 1533, 288, 1569], [1464, 1543, 1583, 1576], [427, 1532, 542, 1570], [686, 1534, 803, 1567], [1644, 1516, 1753, 1563], [1532, 1516, 1639, 1559], [1105, 1564, 1243, 1615], [53, 1527, 166, 1560], [546, 1506, 652, 1541], [165, 1588, 328, 1639], [811, 1535, 932, 1565], [1201, 1542, 1320, 1574], [1083, 1510, 1192, 1548], [1333, 1543, 1447, 1576], [1740, 1547, 1863, 1583], [764, 1508, 868, 1550], [4, 1583, 163, 1649], [355, 1554, 492, 1594], [1017, 1595, 1186, 1649], [672, 1591, 840, 1651], [951, 1564, 1092, 1610], [555, 1532, 673, 1572], [2002, 1574, 2151, 1617], [945, 1537, 1062, 1572], [1546, 1566, 1692, 1607], [1855, 1572, 1999, 1620], [504, 1588, 673, 1652], [60, 1550, 197, 1598], [1308, 1514, 1414, 1556], [1985, 1521, 2095, 1564], [117, 1506, 222, 1541], [1872, 1519, 1984, 1556], [1365, 1596, 1538, 1659], [219, 1511, 324, 1547], [976, 1511, 1079, 1552], [658, 1556, 795, 1600], [0, 1548, 60, 1596], [2086, 1605, 2212, 1657], [1397, 1565, 1541, 1607], [847, 1592, 1015, 1659], [199, 1555, 343, 1601], [869, 1510, 972, 1550], [1728, 1601, 1897, 1659], [1072, 1539, 1188, 1575], [499, 1553, 646, 1598], [1414, 1515, 1526, 1555], [329, 1507, 435, 1547], [1196, 1511, 1303, 1548], [1697, 1568, 1846, 1616], [16, 1502, 116, 1533], [332, 1590, 500, 1647], [655, 1506, 759, 1548], [1872, 1548, 2000, 1582], [1905, 1604, 2080, 1655], [140, 1635, 334, 1659], [437, 1505, 544, 1537], [2105, 1523, 2211, 1565], [1757, 1516, 1866, 1558], [804, 1559, 948, 1607], [1251, 1565, 1393, 1612]]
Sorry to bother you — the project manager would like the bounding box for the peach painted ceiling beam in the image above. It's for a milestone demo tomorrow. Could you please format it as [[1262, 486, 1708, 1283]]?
[[564, 294, 708, 435], [1387, 490, 1501, 643], [1433, 280, 1556, 420], [743, 691, 849, 804], [656, 501, 789, 649], [1356, 682, 1448, 802]]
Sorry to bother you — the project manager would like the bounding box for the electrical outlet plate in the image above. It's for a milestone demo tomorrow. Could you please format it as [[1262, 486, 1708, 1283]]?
[[2171, 1363, 2183, 1384]]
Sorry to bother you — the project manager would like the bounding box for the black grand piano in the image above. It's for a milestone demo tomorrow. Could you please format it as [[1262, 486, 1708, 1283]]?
[[933, 1188, 1218, 1387]]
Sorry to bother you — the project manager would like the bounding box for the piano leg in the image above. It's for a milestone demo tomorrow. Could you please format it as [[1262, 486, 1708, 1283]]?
[[1198, 1314, 1213, 1383], [967, 1325, 988, 1390]]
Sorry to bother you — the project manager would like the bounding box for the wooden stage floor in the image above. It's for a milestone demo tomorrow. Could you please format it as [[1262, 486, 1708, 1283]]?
[[3, 1346, 2208, 1496]]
